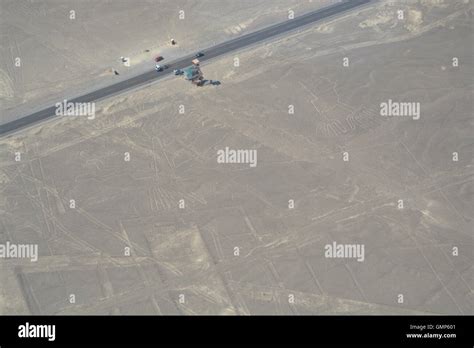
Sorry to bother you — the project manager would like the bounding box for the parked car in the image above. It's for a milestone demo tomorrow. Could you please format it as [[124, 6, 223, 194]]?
[[154, 56, 164, 62], [194, 52, 204, 58], [173, 69, 183, 75]]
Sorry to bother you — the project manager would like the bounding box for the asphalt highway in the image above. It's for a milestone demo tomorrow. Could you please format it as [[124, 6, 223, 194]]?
[[0, 0, 372, 136]]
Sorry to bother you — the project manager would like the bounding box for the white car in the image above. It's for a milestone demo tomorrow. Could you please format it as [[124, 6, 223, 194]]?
[[155, 64, 163, 72]]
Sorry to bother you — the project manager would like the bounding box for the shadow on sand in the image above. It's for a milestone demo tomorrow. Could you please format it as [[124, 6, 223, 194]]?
[[200, 79, 221, 86]]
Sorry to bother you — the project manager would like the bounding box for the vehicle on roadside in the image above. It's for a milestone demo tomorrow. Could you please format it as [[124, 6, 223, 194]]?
[[194, 52, 204, 58], [154, 56, 164, 62], [173, 69, 183, 75], [155, 64, 163, 72]]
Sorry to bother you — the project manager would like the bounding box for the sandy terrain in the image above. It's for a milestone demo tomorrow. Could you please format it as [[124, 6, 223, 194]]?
[[0, 0, 472, 315], [0, 0, 334, 125]]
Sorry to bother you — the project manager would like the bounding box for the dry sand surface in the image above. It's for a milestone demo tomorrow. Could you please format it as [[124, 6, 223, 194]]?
[[0, 0, 333, 124], [0, 0, 473, 315]]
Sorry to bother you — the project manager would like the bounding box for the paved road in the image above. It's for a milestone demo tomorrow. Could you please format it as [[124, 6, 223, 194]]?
[[1, 0, 372, 136]]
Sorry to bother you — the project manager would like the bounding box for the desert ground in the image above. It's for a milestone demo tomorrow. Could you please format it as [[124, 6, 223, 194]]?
[[0, 0, 333, 125], [0, 0, 473, 315]]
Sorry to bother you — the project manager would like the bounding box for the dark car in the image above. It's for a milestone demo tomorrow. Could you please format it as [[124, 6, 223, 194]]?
[[194, 52, 204, 58], [154, 56, 164, 62]]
